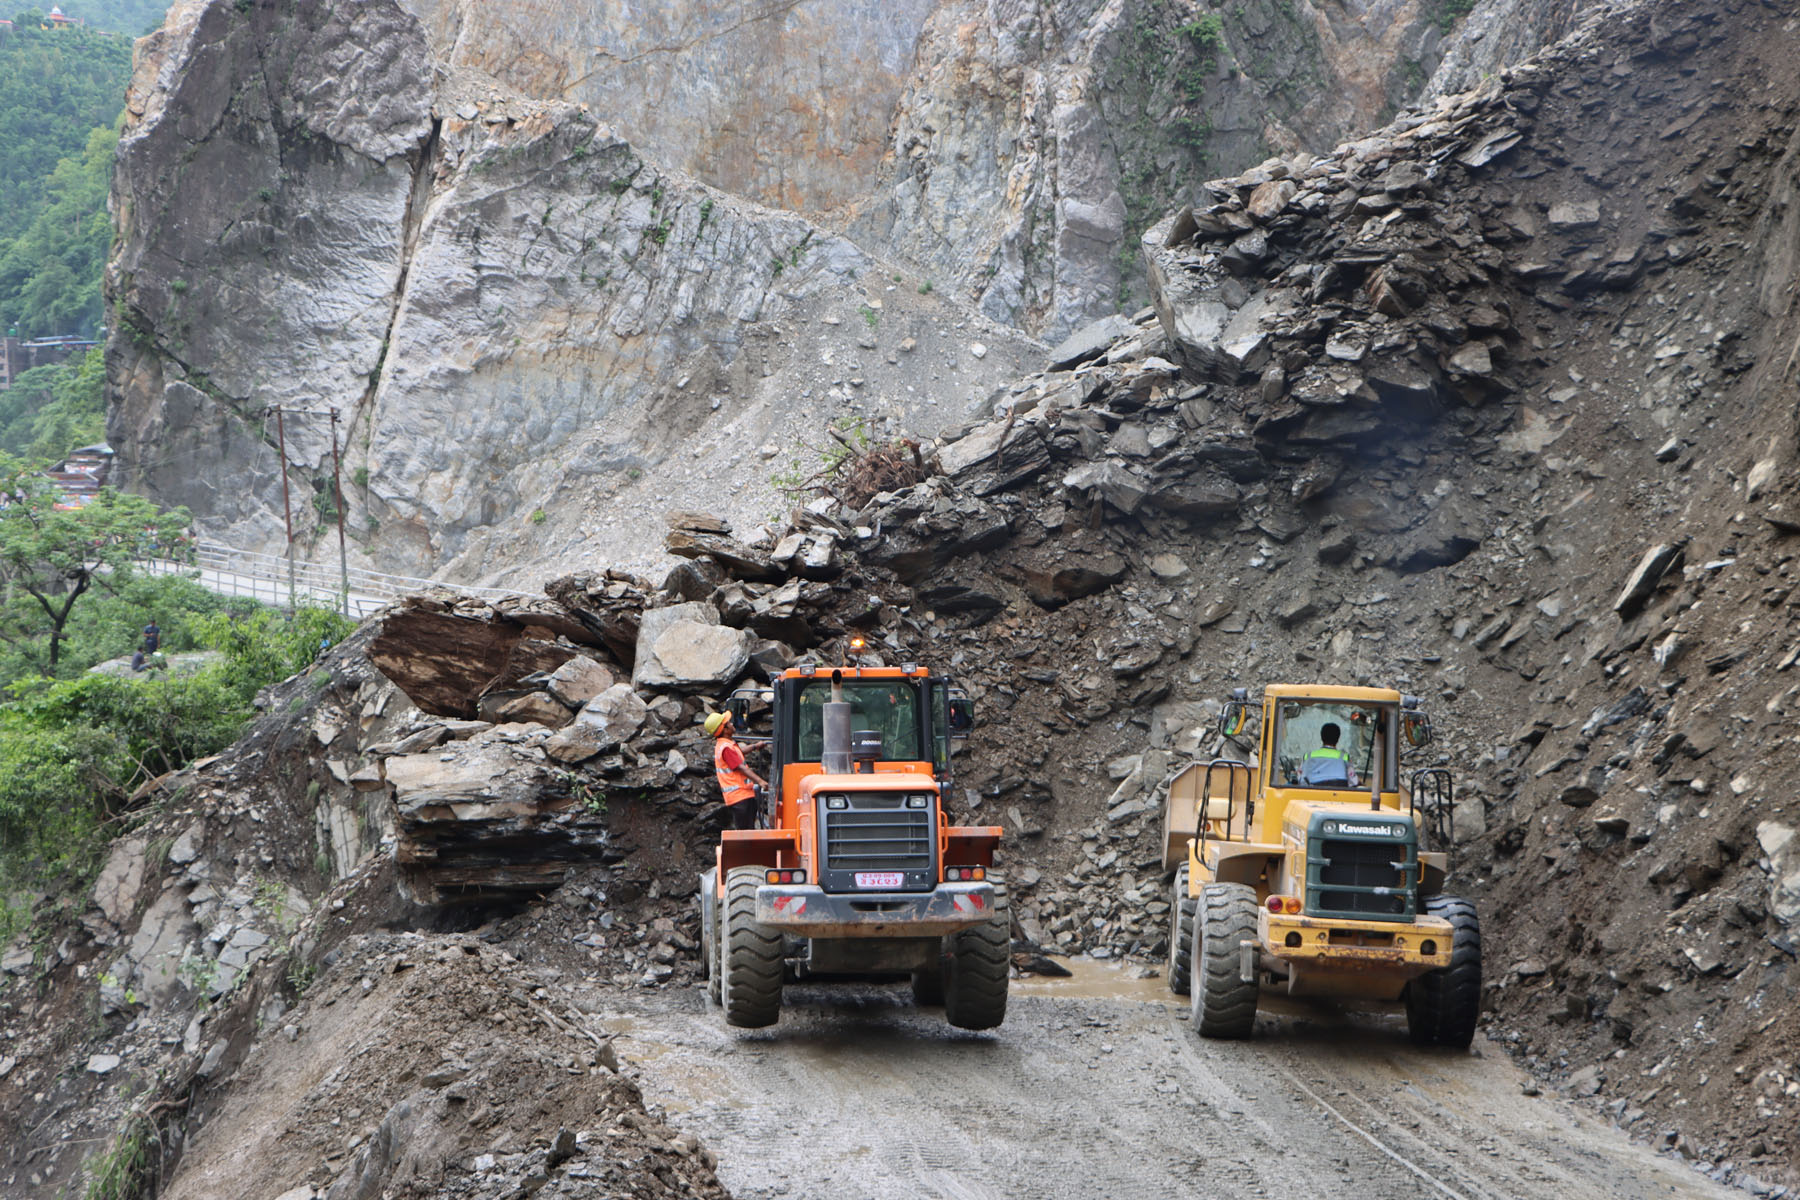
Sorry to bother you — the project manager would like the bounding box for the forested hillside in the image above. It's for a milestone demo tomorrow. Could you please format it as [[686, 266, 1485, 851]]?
[[0, 14, 131, 463], [0, 15, 128, 352], [0, 17, 128, 244], [48, 1, 170, 35]]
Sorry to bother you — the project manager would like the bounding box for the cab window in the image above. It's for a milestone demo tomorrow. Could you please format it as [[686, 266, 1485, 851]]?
[[794, 681, 923, 761], [1274, 701, 1396, 790]]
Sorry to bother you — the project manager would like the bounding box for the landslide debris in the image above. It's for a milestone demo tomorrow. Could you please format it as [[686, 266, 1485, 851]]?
[[0, 627, 726, 1200], [10, 0, 1799, 1195], [162, 932, 726, 1200]]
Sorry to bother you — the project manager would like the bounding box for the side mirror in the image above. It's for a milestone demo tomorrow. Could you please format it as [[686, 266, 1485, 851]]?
[[728, 695, 751, 726], [1403, 712, 1434, 748], [947, 693, 974, 735], [1218, 702, 1249, 738]]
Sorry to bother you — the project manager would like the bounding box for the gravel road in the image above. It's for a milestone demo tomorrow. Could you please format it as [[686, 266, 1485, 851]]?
[[599, 964, 1736, 1200]]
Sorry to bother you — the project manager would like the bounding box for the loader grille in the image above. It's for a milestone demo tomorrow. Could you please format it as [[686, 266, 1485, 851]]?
[[1317, 840, 1408, 916], [819, 792, 934, 892], [1304, 814, 1418, 922]]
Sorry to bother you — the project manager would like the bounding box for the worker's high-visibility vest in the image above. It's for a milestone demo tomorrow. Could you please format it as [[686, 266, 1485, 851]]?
[[1304, 746, 1349, 783], [714, 737, 755, 805]]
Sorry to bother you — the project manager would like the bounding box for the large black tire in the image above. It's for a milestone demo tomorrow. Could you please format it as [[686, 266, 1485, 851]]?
[[1167, 863, 1195, 996], [1405, 895, 1482, 1048], [944, 880, 1009, 1030], [721, 866, 783, 1028], [1191, 883, 1259, 1039]]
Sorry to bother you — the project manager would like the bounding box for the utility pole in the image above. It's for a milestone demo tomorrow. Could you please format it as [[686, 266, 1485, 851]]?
[[272, 404, 296, 610], [329, 407, 348, 617]]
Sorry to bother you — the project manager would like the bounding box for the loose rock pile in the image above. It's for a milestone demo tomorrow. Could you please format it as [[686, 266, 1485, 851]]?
[[6, 0, 1800, 1194]]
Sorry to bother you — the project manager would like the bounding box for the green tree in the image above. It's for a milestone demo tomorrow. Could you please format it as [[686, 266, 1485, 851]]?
[[0, 124, 116, 337], [0, 344, 105, 459], [0, 19, 131, 246], [0, 453, 190, 670]]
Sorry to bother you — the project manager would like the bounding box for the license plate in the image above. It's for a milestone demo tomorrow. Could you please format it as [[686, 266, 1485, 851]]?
[[855, 872, 903, 889]]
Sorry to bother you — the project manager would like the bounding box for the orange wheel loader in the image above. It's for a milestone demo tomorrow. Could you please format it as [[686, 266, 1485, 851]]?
[[697, 663, 1009, 1029]]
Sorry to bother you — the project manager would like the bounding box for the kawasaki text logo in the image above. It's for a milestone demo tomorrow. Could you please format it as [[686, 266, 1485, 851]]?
[[1337, 823, 1400, 837]]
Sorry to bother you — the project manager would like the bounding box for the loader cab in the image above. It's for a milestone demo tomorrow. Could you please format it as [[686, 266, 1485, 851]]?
[[1254, 685, 1405, 840], [732, 665, 971, 829], [1270, 698, 1398, 793], [1221, 685, 1451, 850]]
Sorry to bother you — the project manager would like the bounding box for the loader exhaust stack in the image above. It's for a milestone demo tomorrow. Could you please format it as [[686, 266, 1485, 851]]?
[[822, 671, 852, 775]]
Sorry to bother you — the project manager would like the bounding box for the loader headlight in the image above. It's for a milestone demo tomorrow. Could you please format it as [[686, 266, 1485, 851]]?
[[906, 795, 929, 809], [825, 796, 847, 810]]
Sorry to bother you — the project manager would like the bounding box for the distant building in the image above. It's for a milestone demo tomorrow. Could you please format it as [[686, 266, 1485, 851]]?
[[47, 443, 113, 509], [45, 6, 82, 26], [0, 335, 100, 391]]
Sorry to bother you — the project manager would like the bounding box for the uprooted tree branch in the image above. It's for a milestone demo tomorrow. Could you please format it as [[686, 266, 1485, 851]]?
[[770, 418, 934, 511]]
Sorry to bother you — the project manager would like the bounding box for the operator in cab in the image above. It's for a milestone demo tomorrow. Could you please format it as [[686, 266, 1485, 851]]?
[[705, 710, 767, 829], [1302, 722, 1360, 787]]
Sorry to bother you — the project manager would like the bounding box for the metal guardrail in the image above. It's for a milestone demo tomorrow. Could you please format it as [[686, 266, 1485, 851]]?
[[136, 539, 531, 619]]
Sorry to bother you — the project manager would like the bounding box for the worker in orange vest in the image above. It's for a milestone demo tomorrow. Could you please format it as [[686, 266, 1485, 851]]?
[[705, 711, 766, 830]]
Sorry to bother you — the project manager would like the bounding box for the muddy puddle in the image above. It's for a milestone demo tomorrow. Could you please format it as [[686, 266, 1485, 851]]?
[[1012, 956, 1182, 1005]]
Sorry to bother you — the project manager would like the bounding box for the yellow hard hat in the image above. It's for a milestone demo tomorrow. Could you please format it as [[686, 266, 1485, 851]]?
[[703, 711, 731, 735]]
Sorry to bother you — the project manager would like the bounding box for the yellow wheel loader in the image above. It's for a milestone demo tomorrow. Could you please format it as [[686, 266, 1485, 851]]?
[[1163, 684, 1480, 1046]]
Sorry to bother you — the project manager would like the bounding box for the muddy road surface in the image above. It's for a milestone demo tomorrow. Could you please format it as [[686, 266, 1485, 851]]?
[[599, 963, 1733, 1200]]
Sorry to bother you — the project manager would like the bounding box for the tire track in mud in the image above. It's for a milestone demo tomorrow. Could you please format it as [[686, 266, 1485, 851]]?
[[600, 974, 1739, 1200]]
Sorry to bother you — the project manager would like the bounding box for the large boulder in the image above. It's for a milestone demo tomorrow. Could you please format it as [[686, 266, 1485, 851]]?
[[1019, 544, 1129, 609], [386, 732, 559, 824], [632, 603, 753, 690], [384, 725, 608, 900], [574, 683, 650, 749], [1759, 823, 1800, 926], [938, 418, 1054, 496], [546, 656, 616, 708], [1046, 314, 1135, 371], [369, 598, 588, 719]]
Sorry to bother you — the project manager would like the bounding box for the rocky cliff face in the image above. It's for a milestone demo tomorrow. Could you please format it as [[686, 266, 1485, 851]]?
[[394, 0, 1475, 341], [106, 0, 1045, 583], [106, 0, 1567, 580]]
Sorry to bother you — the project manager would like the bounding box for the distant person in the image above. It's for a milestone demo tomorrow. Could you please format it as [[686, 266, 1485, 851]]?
[[130, 649, 146, 673], [705, 711, 766, 830], [141, 621, 160, 654], [1302, 722, 1358, 787]]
